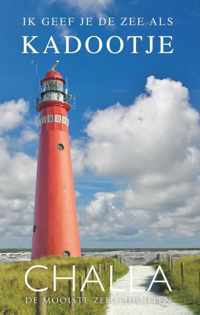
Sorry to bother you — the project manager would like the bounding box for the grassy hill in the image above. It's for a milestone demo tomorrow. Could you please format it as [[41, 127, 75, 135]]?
[[0, 256, 128, 315]]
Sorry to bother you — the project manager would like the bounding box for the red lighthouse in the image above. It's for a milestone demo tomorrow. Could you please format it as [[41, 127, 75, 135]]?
[[32, 62, 81, 258]]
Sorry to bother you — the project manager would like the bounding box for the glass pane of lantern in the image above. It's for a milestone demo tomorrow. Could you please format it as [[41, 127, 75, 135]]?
[[49, 80, 57, 90], [57, 81, 64, 92], [42, 80, 64, 93]]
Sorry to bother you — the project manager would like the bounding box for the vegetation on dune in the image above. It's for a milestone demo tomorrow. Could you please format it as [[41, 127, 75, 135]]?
[[0, 256, 128, 315], [157, 255, 200, 315]]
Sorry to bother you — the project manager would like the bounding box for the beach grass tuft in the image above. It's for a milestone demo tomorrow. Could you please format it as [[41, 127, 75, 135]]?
[[0, 256, 128, 315], [158, 255, 200, 315]]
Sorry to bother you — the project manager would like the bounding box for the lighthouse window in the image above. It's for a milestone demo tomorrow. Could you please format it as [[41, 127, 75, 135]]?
[[49, 92, 57, 101], [33, 225, 37, 232], [57, 143, 64, 151], [57, 81, 64, 92], [49, 80, 57, 90], [55, 114, 62, 123], [41, 116, 47, 124], [57, 93, 64, 101], [62, 116, 67, 124], [64, 250, 70, 257], [47, 115, 54, 122], [43, 92, 53, 101]]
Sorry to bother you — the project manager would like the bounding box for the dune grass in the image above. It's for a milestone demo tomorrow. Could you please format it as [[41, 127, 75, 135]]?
[[0, 256, 128, 315], [158, 256, 200, 315]]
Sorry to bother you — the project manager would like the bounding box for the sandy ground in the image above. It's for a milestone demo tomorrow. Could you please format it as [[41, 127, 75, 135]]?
[[106, 266, 193, 315]]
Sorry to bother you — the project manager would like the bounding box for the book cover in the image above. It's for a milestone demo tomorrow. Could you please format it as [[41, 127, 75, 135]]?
[[0, 0, 199, 314]]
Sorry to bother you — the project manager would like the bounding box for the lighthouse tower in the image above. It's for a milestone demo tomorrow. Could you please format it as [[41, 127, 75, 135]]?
[[32, 62, 81, 258]]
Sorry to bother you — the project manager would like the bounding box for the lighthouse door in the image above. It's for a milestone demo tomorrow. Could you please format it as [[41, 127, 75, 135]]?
[[64, 250, 70, 257]]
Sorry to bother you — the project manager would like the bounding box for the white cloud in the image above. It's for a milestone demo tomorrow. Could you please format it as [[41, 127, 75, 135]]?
[[51, 0, 113, 14], [81, 191, 150, 240], [71, 140, 87, 175], [85, 76, 199, 177], [0, 137, 36, 240], [20, 127, 38, 144], [77, 76, 200, 243], [0, 99, 36, 242], [0, 99, 28, 133]]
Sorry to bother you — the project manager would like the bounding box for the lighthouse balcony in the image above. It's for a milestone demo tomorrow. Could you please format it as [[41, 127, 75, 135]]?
[[36, 93, 72, 111]]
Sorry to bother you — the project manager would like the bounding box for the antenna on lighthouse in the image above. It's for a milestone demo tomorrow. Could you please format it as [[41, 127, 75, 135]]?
[[51, 60, 60, 71]]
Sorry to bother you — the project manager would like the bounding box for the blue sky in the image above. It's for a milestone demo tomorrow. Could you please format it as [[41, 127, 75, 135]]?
[[0, 0, 200, 249]]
